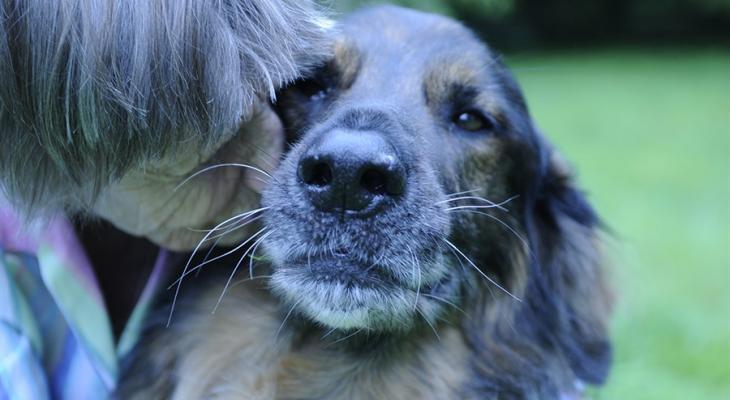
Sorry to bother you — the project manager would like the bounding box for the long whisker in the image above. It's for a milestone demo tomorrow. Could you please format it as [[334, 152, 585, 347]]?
[[202, 214, 264, 243], [230, 274, 274, 289], [328, 328, 364, 347], [363, 252, 387, 274], [168, 226, 268, 289], [439, 195, 519, 212], [444, 188, 482, 198], [407, 245, 421, 311], [416, 308, 440, 342], [213, 230, 276, 313], [186, 207, 268, 235], [421, 293, 467, 317], [195, 231, 228, 279], [248, 142, 282, 167], [442, 238, 522, 302], [174, 163, 273, 192], [166, 211, 256, 326], [321, 327, 338, 340], [195, 210, 266, 278], [449, 209, 533, 260], [275, 299, 302, 342], [248, 230, 269, 279]]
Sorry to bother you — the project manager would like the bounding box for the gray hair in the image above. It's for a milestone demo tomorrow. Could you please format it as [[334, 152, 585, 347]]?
[[0, 0, 332, 213]]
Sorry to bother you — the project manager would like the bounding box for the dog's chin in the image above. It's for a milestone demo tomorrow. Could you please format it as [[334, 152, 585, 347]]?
[[270, 255, 456, 332]]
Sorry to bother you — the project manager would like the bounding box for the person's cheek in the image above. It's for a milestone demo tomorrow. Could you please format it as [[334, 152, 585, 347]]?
[[230, 103, 285, 195]]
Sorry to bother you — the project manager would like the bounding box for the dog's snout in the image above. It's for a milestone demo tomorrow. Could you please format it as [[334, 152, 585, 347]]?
[[298, 129, 405, 213]]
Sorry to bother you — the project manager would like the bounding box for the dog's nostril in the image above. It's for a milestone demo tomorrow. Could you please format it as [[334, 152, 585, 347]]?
[[299, 156, 333, 187], [308, 162, 333, 187], [360, 168, 387, 195], [361, 160, 406, 197]]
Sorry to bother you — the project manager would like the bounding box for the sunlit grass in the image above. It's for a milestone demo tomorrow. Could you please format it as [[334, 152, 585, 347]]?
[[509, 48, 730, 400]]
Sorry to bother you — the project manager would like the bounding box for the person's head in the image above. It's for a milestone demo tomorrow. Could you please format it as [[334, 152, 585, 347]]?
[[0, 0, 332, 250]]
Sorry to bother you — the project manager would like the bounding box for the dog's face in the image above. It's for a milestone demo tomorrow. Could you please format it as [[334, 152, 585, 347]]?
[[262, 7, 540, 332], [262, 11, 611, 390]]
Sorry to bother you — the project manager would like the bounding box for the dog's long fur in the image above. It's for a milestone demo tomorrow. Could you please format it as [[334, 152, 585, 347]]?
[[0, 0, 330, 212], [119, 6, 613, 399]]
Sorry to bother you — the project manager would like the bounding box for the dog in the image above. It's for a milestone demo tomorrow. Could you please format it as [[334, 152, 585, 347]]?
[[118, 6, 613, 399]]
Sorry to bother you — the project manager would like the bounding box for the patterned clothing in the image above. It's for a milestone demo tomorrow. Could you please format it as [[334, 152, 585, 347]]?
[[0, 197, 171, 399]]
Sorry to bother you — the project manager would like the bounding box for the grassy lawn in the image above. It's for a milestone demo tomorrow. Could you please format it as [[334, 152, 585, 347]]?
[[508, 48, 730, 399]]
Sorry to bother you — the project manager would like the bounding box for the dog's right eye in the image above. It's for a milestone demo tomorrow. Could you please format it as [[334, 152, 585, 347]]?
[[296, 78, 331, 101]]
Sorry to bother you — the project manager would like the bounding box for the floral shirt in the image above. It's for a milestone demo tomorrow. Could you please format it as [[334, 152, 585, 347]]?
[[0, 197, 171, 399]]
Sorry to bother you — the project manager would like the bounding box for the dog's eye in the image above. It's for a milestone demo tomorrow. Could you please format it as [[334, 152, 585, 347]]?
[[297, 78, 330, 101], [453, 110, 495, 132], [296, 81, 327, 100]]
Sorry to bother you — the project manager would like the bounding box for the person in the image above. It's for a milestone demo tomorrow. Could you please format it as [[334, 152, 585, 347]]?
[[0, 1, 332, 397]]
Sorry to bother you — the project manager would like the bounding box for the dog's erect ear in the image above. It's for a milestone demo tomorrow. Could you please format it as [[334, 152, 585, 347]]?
[[532, 145, 614, 385]]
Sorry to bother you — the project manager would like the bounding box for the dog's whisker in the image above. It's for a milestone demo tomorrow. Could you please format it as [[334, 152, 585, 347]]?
[[174, 162, 274, 193], [248, 230, 270, 280], [202, 214, 265, 242], [186, 207, 269, 235], [213, 229, 276, 313], [422, 293, 467, 317], [195, 214, 265, 278], [415, 308, 440, 342], [328, 328, 364, 347], [247, 142, 281, 167], [406, 245, 421, 311], [363, 252, 387, 274], [450, 209, 534, 261], [445, 204, 504, 212], [443, 188, 483, 198], [251, 176, 271, 185], [442, 238, 522, 302], [166, 211, 255, 326], [196, 232, 227, 279], [439, 194, 519, 212], [230, 274, 274, 289], [321, 327, 338, 340], [275, 299, 302, 342], [168, 226, 269, 289]]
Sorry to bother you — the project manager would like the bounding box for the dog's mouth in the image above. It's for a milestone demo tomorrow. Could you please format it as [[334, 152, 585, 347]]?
[[268, 246, 458, 332]]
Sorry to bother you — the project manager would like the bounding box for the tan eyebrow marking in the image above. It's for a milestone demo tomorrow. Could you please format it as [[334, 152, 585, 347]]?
[[333, 39, 361, 89]]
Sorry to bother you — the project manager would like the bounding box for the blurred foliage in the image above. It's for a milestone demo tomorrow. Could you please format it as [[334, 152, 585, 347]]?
[[330, 0, 730, 50]]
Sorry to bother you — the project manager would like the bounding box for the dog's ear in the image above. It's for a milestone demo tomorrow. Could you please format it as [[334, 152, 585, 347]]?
[[531, 146, 614, 385]]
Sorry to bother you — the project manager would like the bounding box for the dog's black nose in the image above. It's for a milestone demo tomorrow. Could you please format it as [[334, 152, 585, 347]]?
[[298, 129, 405, 213]]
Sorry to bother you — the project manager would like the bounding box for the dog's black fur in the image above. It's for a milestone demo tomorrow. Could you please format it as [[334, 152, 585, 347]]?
[[120, 6, 612, 399]]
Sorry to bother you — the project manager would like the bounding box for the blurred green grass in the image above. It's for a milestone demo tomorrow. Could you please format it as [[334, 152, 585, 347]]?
[[508, 48, 730, 399]]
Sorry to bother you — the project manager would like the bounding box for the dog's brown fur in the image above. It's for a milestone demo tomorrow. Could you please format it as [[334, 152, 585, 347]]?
[[124, 278, 471, 399]]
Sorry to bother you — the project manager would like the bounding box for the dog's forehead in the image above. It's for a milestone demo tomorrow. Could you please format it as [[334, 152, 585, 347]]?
[[339, 5, 492, 74]]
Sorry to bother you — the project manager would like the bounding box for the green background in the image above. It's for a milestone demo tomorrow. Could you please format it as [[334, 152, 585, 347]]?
[[329, 1, 730, 398]]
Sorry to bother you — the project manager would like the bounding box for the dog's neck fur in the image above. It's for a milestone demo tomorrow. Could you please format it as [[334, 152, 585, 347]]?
[[159, 278, 470, 400]]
